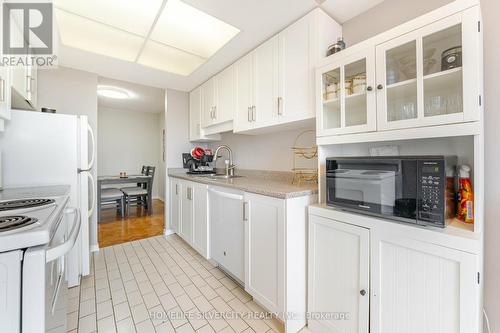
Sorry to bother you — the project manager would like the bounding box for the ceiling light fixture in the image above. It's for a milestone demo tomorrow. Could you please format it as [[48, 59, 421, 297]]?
[[97, 85, 132, 99]]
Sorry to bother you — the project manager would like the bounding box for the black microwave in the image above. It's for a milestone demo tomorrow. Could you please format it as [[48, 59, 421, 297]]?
[[326, 156, 457, 228]]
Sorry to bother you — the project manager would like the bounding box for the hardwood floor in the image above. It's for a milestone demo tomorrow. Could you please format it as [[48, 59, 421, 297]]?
[[98, 199, 165, 248]]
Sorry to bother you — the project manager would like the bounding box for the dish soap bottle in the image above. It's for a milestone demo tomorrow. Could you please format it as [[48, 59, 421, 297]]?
[[457, 165, 474, 224]]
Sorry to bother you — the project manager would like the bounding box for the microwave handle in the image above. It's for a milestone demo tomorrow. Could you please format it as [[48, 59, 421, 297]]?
[[46, 208, 81, 263]]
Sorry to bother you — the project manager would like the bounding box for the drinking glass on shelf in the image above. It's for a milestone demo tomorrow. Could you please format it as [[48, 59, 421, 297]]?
[[446, 93, 462, 114], [401, 102, 416, 120]]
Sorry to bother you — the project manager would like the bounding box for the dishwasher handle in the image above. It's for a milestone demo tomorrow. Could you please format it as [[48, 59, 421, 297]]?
[[46, 207, 81, 263]]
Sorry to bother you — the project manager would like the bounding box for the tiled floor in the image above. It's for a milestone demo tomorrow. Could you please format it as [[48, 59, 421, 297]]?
[[68, 235, 285, 333]]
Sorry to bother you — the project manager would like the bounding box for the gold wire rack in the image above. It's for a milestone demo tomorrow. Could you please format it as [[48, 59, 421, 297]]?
[[292, 130, 318, 185]]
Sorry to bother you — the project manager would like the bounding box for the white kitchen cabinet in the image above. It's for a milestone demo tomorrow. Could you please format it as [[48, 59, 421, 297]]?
[[201, 78, 217, 128], [0, 64, 12, 121], [244, 193, 285, 314], [189, 86, 220, 142], [308, 214, 370, 333], [317, 48, 377, 136], [192, 182, 209, 258], [180, 181, 193, 243], [308, 205, 483, 333], [371, 232, 480, 333], [316, 4, 482, 142], [278, 12, 316, 123], [376, 7, 481, 131], [169, 178, 180, 233], [199, 65, 235, 133], [244, 193, 316, 333], [209, 187, 245, 282], [234, 53, 255, 132], [252, 36, 280, 127], [215, 65, 235, 124], [11, 64, 37, 108], [234, 8, 342, 134]]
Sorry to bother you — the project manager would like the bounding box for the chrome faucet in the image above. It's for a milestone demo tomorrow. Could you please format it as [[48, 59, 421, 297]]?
[[213, 145, 236, 176]]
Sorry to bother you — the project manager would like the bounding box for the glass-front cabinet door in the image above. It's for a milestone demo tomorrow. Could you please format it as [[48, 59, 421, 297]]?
[[317, 49, 376, 136], [376, 9, 481, 130]]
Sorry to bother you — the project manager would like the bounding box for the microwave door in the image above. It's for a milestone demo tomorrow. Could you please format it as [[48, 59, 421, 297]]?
[[328, 170, 396, 215]]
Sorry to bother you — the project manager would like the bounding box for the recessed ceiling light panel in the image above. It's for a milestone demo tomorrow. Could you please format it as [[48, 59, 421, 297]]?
[[54, 0, 163, 36], [137, 40, 206, 76], [150, 0, 240, 58], [55, 9, 144, 62], [97, 85, 133, 99]]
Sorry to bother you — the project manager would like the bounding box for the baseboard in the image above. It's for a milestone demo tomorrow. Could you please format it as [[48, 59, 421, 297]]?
[[164, 229, 176, 237], [90, 244, 100, 253]]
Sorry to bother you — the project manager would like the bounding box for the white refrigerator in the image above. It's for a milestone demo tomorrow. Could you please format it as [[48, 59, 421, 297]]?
[[0, 110, 96, 287]]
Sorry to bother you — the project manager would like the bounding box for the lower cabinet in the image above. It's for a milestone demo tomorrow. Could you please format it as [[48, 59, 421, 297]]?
[[308, 215, 370, 333], [309, 210, 481, 333], [192, 182, 209, 258], [180, 181, 193, 243], [209, 187, 245, 282], [172, 179, 210, 259], [244, 193, 285, 314], [169, 178, 180, 233], [371, 232, 480, 333]]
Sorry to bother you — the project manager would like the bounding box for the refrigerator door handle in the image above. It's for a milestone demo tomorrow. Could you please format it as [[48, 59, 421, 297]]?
[[86, 172, 96, 217], [87, 123, 96, 170]]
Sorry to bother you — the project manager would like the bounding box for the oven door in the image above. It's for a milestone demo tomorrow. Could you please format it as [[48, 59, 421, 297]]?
[[22, 208, 80, 333], [326, 159, 418, 221]]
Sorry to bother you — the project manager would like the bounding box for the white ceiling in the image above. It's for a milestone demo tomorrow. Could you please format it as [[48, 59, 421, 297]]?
[[97, 77, 165, 113], [59, 0, 384, 92]]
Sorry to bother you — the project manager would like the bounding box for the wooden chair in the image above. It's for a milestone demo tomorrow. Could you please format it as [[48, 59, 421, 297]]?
[[100, 188, 125, 219], [122, 166, 155, 215], [120, 165, 148, 190]]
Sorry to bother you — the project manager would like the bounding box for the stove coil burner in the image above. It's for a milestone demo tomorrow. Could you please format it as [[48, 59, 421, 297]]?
[[0, 216, 38, 232], [0, 199, 55, 211]]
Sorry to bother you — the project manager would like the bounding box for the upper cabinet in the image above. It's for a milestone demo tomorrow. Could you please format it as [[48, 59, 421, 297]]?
[[317, 48, 377, 136], [0, 65, 12, 122], [235, 9, 341, 134], [317, 5, 482, 143], [200, 64, 236, 135], [189, 8, 341, 137], [189, 86, 221, 142]]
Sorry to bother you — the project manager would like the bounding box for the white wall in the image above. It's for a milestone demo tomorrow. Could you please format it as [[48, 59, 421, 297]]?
[[37, 66, 99, 249], [97, 107, 162, 198], [158, 111, 166, 201], [212, 128, 316, 171], [164, 89, 191, 232]]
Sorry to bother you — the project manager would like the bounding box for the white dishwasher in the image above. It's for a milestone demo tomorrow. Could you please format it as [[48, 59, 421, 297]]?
[[208, 187, 245, 282]]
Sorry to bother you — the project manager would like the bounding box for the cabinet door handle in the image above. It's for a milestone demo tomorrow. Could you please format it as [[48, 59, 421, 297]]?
[[175, 184, 178, 195], [377, 84, 383, 90], [277, 97, 283, 115], [213, 106, 217, 119], [360, 289, 367, 296], [247, 107, 251, 122], [243, 202, 248, 221], [252, 106, 256, 121], [26, 75, 32, 93], [0, 77, 5, 102], [366, 86, 373, 92]]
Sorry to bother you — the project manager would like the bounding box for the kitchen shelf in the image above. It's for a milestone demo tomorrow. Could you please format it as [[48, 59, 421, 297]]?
[[387, 78, 417, 89], [345, 91, 366, 100], [423, 66, 462, 81], [323, 97, 339, 105]]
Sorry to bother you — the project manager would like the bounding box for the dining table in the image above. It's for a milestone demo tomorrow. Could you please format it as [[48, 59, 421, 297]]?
[[97, 174, 153, 222]]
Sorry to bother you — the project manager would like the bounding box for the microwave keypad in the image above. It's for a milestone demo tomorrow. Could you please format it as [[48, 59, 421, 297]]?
[[419, 174, 444, 222]]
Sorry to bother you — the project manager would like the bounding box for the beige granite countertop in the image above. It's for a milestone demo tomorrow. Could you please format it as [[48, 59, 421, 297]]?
[[168, 169, 318, 199]]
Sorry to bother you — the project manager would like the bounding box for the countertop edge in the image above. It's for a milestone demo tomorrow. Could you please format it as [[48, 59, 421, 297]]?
[[168, 173, 318, 199]]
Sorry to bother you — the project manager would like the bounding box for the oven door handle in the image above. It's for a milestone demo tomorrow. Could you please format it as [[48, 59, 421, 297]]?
[[50, 271, 64, 315], [46, 207, 81, 263]]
